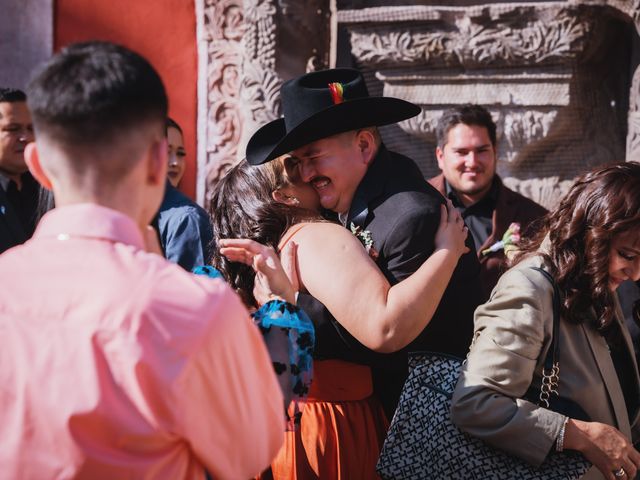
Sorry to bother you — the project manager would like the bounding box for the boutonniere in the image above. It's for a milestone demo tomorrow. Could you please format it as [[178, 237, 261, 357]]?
[[350, 222, 379, 260], [482, 222, 521, 257]]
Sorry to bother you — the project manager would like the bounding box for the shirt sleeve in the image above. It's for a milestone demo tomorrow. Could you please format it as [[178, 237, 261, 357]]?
[[162, 209, 213, 271], [173, 287, 284, 479], [450, 266, 566, 466]]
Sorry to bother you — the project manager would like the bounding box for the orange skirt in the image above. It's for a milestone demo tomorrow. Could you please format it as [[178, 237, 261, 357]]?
[[264, 359, 389, 480]]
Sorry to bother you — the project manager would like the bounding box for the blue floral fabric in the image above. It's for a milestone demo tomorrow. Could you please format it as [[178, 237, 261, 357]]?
[[192, 265, 315, 429], [191, 265, 224, 279]]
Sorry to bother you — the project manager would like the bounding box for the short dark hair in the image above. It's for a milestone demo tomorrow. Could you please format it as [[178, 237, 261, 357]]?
[[0, 88, 27, 103], [436, 104, 497, 149], [27, 41, 167, 147]]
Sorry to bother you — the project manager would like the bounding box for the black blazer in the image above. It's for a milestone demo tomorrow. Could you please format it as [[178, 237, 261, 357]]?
[[299, 145, 486, 416], [0, 185, 28, 255]]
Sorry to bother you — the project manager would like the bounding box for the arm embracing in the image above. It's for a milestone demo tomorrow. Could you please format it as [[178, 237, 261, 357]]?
[[450, 267, 566, 466], [296, 207, 466, 353]]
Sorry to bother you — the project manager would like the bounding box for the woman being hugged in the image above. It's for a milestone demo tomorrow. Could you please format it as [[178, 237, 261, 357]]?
[[210, 157, 468, 479], [451, 162, 640, 480]]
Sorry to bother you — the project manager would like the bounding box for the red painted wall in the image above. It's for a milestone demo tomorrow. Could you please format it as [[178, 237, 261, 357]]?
[[54, 0, 198, 199]]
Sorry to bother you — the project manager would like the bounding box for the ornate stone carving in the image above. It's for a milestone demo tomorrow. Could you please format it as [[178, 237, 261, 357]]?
[[199, 0, 246, 199], [503, 176, 574, 211], [627, 65, 640, 161], [237, 0, 283, 162], [502, 110, 558, 163], [347, 8, 594, 69], [197, 0, 331, 201]]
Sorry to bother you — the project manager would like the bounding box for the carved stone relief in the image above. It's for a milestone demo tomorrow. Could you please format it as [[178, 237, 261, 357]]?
[[197, 0, 331, 203], [628, 64, 640, 162], [196, 0, 639, 208], [347, 9, 594, 69], [339, 2, 635, 208]]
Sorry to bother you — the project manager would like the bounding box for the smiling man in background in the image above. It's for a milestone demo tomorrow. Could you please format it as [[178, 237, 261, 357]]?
[[429, 104, 547, 296], [0, 88, 38, 253]]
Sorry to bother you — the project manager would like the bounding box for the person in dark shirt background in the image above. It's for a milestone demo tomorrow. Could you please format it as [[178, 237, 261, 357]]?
[[429, 104, 547, 297], [0, 88, 38, 254]]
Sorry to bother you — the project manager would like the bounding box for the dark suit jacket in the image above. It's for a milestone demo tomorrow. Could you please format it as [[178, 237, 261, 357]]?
[[0, 173, 39, 255], [0, 185, 28, 254], [429, 173, 547, 298], [299, 145, 486, 416]]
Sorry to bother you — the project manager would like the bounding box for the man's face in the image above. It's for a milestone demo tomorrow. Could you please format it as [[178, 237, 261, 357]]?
[[436, 123, 496, 206], [291, 131, 368, 214], [0, 102, 33, 177]]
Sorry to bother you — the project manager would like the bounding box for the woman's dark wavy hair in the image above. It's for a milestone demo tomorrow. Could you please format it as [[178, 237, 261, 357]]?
[[208, 158, 317, 307], [511, 161, 640, 330]]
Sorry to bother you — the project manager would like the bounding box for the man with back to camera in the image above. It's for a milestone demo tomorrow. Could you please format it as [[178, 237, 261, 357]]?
[[0, 87, 39, 254], [429, 104, 547, 297], [246, 68, 486, 418], [0, 41, 284, 479]]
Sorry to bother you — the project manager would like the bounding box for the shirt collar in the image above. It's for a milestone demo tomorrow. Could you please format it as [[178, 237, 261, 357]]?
[[346, 144, 389, 224], [445, 176, 500, 209], [0, 173, 11, 191], [34, 203, 145, 249]]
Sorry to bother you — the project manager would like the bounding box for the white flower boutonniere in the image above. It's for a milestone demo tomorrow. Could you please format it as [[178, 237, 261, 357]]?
[[482, 222, 521, 257], [350, 222, 379, 260]]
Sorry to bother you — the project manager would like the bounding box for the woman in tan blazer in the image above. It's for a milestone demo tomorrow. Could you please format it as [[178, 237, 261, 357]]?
[[452, 162, 640, 480]]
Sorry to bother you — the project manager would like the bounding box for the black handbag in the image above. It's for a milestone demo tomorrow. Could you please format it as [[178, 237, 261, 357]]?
[[376, 268, 592, 479]]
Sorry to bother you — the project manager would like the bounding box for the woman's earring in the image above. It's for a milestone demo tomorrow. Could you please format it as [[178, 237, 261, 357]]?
[[288, 196, 300, 206]]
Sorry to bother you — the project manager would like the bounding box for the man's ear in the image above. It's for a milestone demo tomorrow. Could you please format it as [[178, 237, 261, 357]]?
[[147, 136, 168, 186], [355, 129, 377, 165], [24, 142, 53, 190], [435, 146, 445, 171]]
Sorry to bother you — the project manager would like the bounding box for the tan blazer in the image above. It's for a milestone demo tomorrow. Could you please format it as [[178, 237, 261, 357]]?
[[451, 255, 640, 480]]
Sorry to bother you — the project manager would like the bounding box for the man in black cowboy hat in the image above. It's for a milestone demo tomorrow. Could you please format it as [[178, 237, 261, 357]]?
[[247, 68, 486, 417]]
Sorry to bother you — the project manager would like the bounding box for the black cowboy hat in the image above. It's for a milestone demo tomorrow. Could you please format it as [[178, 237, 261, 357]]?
[[245, 68, 421, 165]]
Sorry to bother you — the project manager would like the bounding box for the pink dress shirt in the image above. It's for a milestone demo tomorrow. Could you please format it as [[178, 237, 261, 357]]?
[[0, 204, 284, 480]]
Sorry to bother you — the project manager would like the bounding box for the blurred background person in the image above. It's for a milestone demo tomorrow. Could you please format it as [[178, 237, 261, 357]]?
[[0, 87, 38, 254], [154, 117, 213, 270], [166, 117, 186, 188]]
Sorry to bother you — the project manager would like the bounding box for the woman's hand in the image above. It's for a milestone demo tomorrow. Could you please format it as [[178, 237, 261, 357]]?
[[564, 419, 640, 479], [219, 238, 298, 305], [434, 199, 469, 258]]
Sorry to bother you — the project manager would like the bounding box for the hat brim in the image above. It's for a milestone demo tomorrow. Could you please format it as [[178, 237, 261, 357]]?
[[246, 97, 420, 165]]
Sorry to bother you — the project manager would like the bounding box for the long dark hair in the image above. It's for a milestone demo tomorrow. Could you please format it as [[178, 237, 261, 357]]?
[[512, 162, 640, 330], [209, 158, 317, 307]]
